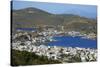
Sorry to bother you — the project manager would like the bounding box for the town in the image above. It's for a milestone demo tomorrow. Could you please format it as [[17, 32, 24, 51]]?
[[12, 26, 97, 63]]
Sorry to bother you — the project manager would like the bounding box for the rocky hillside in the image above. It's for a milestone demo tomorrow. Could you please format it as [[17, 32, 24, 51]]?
[[12, 7, 97, 34]]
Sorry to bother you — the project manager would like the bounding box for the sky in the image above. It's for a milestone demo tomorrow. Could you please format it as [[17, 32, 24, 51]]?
[[12, 1, 97, 19]]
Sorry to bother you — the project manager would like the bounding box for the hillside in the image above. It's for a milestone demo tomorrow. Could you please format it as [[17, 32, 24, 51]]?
[[12, 7, 97, 34], [11, 49, 61, 66]]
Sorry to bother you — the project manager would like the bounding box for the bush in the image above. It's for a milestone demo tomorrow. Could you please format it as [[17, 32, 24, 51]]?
[[11, 49, 61, 66]]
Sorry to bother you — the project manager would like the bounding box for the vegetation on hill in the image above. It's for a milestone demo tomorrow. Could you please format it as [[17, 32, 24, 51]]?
[[12, 7, 97, 34], [11, 49, 61, 66]]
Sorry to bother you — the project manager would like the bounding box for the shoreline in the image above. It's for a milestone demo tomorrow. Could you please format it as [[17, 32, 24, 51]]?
[[12, 31, 97, 65], [11, 31, 97, 63]]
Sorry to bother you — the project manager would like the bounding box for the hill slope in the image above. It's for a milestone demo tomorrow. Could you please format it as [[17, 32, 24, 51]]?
[[12, 7, 97, 34]]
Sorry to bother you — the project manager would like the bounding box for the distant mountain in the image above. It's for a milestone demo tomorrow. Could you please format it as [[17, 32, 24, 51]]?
[[12, 7, 97, 34]]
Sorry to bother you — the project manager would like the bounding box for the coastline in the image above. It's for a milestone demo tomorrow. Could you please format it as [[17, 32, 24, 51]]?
[[11, 29, 97, 64]]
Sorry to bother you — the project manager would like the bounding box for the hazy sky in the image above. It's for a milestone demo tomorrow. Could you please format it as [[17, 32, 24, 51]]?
[[12, 1, 97, 19]]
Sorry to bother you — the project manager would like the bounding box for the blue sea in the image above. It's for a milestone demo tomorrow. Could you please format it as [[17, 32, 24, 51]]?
[[48, 36, 97, 49], [16, 28, 37, 31]]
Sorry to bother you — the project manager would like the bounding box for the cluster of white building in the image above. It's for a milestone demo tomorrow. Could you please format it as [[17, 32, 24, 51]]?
[[12, 29, 97, 63], [12, 40, 97, 62]]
